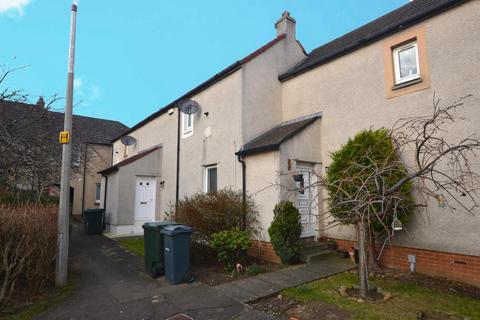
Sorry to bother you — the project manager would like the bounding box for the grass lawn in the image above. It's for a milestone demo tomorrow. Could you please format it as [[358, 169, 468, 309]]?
[[3, 280, 77, 320], [283, 272, 480, 320], [117, 236, 144, 257]]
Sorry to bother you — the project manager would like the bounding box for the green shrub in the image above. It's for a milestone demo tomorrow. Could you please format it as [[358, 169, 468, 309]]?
[[211, 228, 251, 271], [268, 201, 302, 264], [174, 188, 257, 239], [325, 129, 413, 231]]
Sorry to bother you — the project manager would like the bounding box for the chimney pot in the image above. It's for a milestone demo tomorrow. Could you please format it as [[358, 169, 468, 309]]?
[[275, 11, 296, 38], [36, 96, 45, 108]]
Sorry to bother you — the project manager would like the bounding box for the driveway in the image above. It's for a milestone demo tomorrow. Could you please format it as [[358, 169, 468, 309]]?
[[37, 222, 274, 320]]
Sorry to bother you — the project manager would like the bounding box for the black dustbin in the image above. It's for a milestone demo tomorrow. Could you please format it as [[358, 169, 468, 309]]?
[[160, 225, 193, 285], [142, 221, 178, 277], [83, 208, 105, 234]]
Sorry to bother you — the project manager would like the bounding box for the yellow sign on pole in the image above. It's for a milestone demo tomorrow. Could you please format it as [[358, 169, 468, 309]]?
[[59, 131, 70, 144]]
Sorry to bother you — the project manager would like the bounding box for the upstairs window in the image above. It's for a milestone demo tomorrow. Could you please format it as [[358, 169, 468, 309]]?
[[383, 26, 430, 99], [393, 41, 420, 85], [205, 165, 217, 193], [182, 112, 193, 137]]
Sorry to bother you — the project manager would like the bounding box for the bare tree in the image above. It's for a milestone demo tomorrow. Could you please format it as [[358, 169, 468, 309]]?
[[0, 65, 110, 201], [235, 94, 478, 300], [295, 95, 479, 299]]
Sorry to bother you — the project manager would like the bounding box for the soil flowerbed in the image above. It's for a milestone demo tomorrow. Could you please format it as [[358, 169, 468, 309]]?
[[116, 236, 282, 286]]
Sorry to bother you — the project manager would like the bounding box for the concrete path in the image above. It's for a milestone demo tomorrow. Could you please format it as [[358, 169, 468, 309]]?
[[37, 222, 352, 319], [37, 223, 276, 320], [215, 256, 354, 303]]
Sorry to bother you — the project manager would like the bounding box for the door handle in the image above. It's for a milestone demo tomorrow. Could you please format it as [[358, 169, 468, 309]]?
[[140, 201, 147, 204]]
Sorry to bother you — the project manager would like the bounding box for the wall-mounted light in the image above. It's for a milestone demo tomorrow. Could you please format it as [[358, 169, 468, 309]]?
[[293, 174, 304, 194], [435, 194, 447, 208]]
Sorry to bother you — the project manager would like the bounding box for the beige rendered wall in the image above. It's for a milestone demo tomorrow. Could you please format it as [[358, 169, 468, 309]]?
[[242, 36, 306, 142], [179, 69, 244, 197], [245, 151, 281, 242], [83, 144, 112, 211], [112, 108, 177, 216], [105, 171, 119, 225], [70, 143, 112, 215], [111, 69, 244, 217], [278, 120, 324, 235], [280, 1, 480, 255], [115, 148, 162, 225]]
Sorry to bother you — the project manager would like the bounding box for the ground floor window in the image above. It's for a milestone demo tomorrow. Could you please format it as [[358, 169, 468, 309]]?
[[95, 183, 101, 204], [205, 165, 217, 193]]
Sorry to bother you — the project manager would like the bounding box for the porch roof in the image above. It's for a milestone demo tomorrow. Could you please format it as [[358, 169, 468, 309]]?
[[236, 113, 321, 157], [98, 146, 160, 175]]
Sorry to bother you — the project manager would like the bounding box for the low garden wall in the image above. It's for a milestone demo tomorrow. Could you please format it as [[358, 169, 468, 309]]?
[[335, 238, 480, 287]]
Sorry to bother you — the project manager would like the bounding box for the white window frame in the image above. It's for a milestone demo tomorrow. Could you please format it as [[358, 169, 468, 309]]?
[[204, 165, 217, 193], [182, 112, 193, 138], [393, 41, 420, 85], [95, 183, 101, 204]]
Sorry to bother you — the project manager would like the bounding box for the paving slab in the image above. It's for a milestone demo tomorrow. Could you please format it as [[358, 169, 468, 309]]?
[[231, 307, 281, 320], [216, 282, 257, 303], [230, 277, 282, 302], [256, 271, 297, 288], [214, 258, 355, 304]]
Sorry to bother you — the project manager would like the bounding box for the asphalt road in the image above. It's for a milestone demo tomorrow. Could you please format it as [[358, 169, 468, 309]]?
[[37, 222, 275, 320]]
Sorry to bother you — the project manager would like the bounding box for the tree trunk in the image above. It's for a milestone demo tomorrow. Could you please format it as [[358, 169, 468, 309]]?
[[367, 231, 382, 272], [357, 219, 368, 299]]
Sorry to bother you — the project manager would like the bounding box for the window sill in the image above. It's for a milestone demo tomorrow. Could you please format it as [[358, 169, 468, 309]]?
[[392, 77, 423, 90], [182, 131, 193, 139]]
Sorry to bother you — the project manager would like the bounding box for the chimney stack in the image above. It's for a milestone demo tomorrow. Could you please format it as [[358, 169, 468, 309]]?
[[275, 11, 296, 38], [36, 96, 45, 108]]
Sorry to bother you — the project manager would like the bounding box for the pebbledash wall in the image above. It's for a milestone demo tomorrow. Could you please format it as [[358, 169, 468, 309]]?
[[279, 0, 480, 285]]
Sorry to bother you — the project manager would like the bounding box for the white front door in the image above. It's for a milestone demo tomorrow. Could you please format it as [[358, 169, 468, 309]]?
[[296, 164, 317, 238], [135, 177, 156, 222]]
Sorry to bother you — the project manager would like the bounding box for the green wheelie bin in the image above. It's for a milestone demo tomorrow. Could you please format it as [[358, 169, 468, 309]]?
[[83, 208, 105, 234], [142, 221, 178, 277]]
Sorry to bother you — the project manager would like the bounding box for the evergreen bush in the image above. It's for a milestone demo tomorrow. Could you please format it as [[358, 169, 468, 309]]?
[[325, 128, 413, 231], [211, 228, 251, 271], [268, 201, 302, 264]]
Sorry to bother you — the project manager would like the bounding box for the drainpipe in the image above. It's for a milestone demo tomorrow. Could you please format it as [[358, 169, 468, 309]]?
[[237, 154, 246, 230], [81, 143, 89, 212], [175, 106, 181, 209]]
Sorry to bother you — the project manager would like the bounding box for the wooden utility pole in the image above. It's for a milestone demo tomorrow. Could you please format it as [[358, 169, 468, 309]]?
[[55, 1, 78, 287]]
